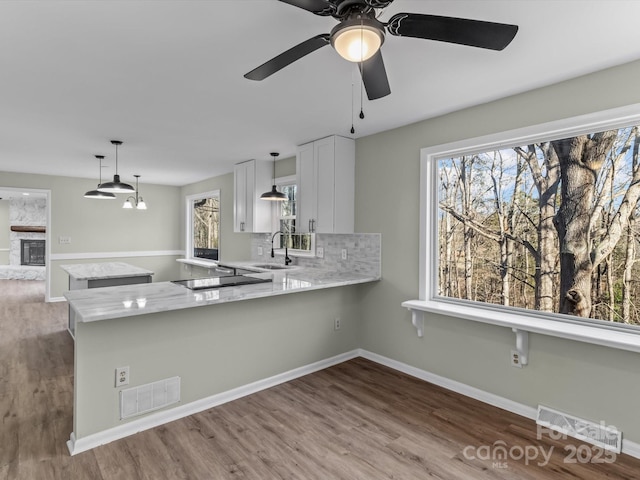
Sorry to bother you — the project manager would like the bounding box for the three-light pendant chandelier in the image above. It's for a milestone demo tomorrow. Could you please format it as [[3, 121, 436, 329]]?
[[84, 140, 147, 209]]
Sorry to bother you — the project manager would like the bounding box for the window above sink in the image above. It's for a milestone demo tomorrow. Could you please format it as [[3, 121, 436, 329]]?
[[271, 175, 315, 257]]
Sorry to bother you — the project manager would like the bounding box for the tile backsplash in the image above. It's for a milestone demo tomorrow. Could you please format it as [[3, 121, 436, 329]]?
[[251, 233, 381, 278]]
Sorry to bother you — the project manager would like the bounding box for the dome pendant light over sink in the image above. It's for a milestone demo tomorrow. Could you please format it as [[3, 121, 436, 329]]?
[[98, 140, 135, 194], [260, 152, 287, 201], [84, 155, 116, 199]]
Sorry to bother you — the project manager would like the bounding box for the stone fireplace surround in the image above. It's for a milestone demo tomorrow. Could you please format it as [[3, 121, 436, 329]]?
[[0, 196, 46, 280]]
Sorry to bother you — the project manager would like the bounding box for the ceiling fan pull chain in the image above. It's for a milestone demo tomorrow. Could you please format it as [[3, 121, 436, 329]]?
[[359, 71, 365, 120], [359, 19, 365, 120], [358, 61, 365, 120], [350, 75, 355, 135]]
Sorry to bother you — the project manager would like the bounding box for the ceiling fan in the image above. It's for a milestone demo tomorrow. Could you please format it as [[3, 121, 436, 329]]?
[[244, 0, 518, 100]]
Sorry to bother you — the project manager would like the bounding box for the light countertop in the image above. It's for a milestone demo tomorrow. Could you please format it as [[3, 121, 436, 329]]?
[[64, 266, 378, 323], [60, 262, 155, 280]]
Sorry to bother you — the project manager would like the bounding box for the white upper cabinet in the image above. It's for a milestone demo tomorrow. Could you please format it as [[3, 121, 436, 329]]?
[[234, 159, 272, 233], [296, 135, 355, 234]]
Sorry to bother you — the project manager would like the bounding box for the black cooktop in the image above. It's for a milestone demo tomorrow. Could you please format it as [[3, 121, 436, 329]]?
[[171, 275, 272, 290]]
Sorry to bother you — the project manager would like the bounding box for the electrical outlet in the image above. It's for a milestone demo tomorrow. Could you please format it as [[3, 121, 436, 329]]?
[[341, 249, 347, 260], [58, 236, 71, 244], [316, 247, 324, 258], [510, 350, 523, 368], [257, 246, 263, 256], [334, 317, 341, 330], [115, 366, 130, 387]]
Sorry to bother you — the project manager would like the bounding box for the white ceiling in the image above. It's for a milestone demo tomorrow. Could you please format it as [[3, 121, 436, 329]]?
[[1, 0, 640, 187]]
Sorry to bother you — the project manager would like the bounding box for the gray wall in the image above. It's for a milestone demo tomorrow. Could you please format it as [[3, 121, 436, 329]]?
[[0, 199, 8, 264], [0, 172, 183, 298], [355, 59, 640, 443], [180, 172, 252, 264], [75, 285, 362, 437], [275, 155, 296, 178]]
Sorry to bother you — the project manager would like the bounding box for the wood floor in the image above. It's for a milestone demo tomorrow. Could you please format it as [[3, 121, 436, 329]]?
[[2, 279, 640, 479]]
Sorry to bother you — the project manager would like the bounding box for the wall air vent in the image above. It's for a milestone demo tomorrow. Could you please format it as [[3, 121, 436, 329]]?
[[120, 376, 181, 419], [536, 405, 621, 453]]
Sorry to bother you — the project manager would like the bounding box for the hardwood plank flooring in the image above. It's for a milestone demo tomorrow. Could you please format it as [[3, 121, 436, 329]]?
[[2, 278, 640, 479]]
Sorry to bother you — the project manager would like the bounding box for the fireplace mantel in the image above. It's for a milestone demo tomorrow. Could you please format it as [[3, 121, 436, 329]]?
[[11, 226, 46, 233]]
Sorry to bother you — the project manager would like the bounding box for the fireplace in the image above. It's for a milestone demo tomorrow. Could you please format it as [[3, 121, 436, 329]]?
[[21, 240, 45, 266]]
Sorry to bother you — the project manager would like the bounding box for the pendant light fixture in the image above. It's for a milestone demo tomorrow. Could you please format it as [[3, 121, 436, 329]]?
[[84, 155, 116, 199], [260, 152, 287, 201], [123, 175, 147, 210], [98, 140, 135, 193]]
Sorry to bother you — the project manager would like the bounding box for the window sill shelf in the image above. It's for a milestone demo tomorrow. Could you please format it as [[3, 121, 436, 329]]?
[[402, 299, 640, 365]]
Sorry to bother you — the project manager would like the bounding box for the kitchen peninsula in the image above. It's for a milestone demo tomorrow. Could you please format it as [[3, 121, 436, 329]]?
[[61, 262, 154, 337], [65, 261, 379, 455]]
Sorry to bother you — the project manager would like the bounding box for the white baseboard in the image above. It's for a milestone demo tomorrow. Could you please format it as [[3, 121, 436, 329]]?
[[67, 349, 360, 456], [66, 347, 640, 460], [623, 439, 640, 459], [357, 349, 537, 419], [357, 349, 640, 460], [48, 296, 66, 303]]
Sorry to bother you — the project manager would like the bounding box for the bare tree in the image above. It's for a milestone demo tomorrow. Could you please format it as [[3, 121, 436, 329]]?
[[552, 128, 640, 317], [515, 143, 560, 311]]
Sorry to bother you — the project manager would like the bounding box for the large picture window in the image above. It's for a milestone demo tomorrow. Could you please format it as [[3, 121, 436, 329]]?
[[422, 107, 640, 332]]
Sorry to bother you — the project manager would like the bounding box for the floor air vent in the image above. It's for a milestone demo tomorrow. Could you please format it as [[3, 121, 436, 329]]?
[[536, 405, 621, 453], [120, 376, 181, 419]]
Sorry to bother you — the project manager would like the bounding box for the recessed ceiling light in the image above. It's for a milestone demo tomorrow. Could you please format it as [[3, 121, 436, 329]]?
[[22, 192, 30, 196]]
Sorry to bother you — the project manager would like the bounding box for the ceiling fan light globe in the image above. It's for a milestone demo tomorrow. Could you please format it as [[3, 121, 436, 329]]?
[[331, 20, 384, 62]]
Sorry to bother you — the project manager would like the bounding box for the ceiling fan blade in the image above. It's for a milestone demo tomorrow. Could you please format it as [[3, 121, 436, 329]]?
[[244, 34, 330, 81], [278, 0, 335, 16], [360, 50, 391, 100], [387, 13, 518, 51]]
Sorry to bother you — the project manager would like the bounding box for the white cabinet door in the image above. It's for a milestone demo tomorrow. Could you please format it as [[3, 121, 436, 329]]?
[[234, 163, 247, 232], [296, 135, 354, 234], [234, 159, 273, 233], [314, 136, 335, 234], [296, 142, 315, 233]]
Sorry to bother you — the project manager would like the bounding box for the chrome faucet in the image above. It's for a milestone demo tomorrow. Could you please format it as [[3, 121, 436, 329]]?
[[271, 230, 292, 265]]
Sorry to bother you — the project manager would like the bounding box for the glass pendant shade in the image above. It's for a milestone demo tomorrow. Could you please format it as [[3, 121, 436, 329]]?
[[98, 140, 134, 193], [331, 19, 384, 62], [260, 152, 286, 201], [84, 155, 116, 199], [123, 175, 148, 210]]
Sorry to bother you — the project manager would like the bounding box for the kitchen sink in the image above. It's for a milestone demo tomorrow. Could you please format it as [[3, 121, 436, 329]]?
[[250, 264, 292, 270]]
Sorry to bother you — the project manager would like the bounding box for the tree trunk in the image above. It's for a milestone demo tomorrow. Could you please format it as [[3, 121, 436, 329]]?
[[460, 156, 475, 300], [553, 131, 617, 316], [622, 219, 635, 323], [607, 255, 614, 321], [517, 143, 560, 312]]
